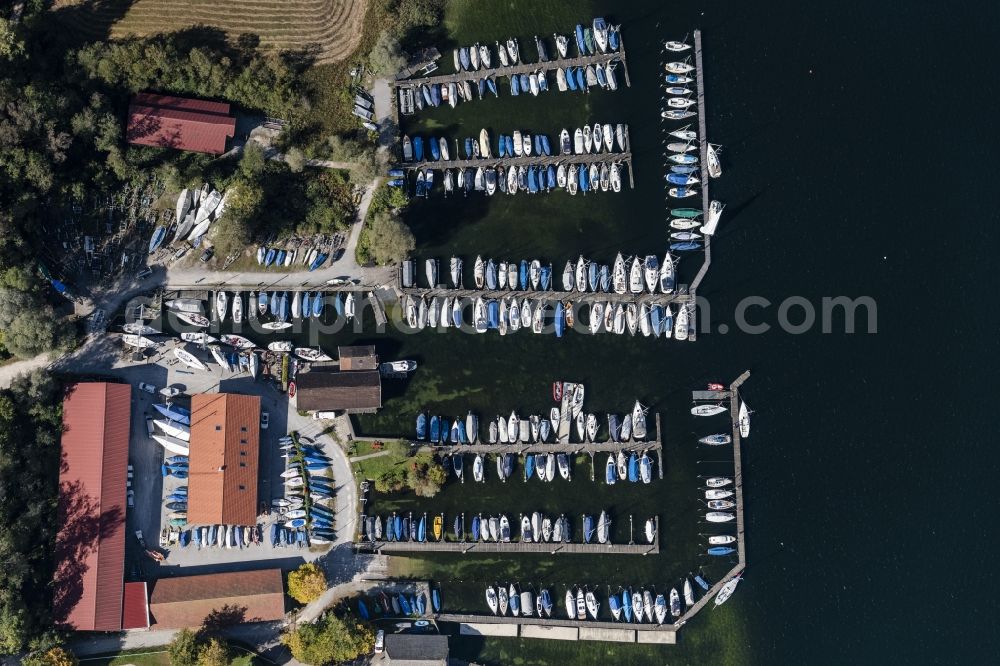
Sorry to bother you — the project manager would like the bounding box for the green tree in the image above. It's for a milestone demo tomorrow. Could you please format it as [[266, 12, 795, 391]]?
[[239, 143, 266, 179], [168, 628, 203, 666], [0, 18, 25, 62], [368, 30, 406, 76], [374, 467, 405, 493], [285, 147, 306, 173], [21, 646, 78, 666], [282, 614, 374, 665], [366, 211, 414, 266], [196, 637, 230, 666], [287, 563, 328, 604]]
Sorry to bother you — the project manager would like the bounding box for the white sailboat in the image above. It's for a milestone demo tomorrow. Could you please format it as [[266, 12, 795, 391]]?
[[739, 401, 751, 437]]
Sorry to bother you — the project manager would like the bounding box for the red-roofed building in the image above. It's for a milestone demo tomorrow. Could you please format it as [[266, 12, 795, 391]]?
[[53, 382, 131, 632], [148, 569, 285, 629], [127, 92, 236, 155], [122, 582, 150, 630]]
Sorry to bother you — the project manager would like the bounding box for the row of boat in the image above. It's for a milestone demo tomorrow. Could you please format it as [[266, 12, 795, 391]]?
[[416, 401, 648, 446], [367, 510, 618, 544], [164, 290, 358, 328], [148, 185, 229, 254], [440, 451, 569, 484], [451, 19, 620, 76], [409, 160, 625, 198], [403, 124, 629, 165], [603, 450, 655, 485], [254, 245, 330, 272], [277, 434, 337, 545], [404, 293, 690, 339], [357, 589, 441, 620]]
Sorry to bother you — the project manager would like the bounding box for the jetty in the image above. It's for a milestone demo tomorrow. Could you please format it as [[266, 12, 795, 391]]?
[[687, 29, 711, 340], [359, 529, 659, 556], [396, 35, 630, 101]]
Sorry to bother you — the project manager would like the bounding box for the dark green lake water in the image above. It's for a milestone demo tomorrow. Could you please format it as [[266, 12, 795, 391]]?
[[215, 0, 999, 662]]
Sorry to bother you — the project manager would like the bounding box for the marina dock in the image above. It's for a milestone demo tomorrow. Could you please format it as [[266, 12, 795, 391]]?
[[687, 29, 711, 340], [403, 151, 636, 191], [360, 535, 658, 556], [444, 615, 676, 644], [396, 38, 630, 97], [398, 285, 695, 309]]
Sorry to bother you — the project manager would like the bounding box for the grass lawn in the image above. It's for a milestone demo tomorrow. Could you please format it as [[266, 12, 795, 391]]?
[[80, 649, 170, 666], [350, 439, 412, 479]]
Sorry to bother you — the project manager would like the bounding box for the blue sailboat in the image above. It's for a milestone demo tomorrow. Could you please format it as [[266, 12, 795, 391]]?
[[511, 75, 520, 95], [519, 260, 528, 290], [430, 84, 441, 107], [312, 293, 324, 317], [540, 264, 551, 290], [429, 415, 440, 443], [471, 515, 480, 541], [533, 135, 543, 155], [583, 514, 594, 543], [554, 301, 565, 338], [416, 413, 427, 440], [393, 515, 403, 541], [670, 241, 701, 252], [575, 68, 586, 91], [622, 589, 633, 621], [417, 515, 427, 542], [596, 65, 607, 87], [627, 453, 638, 482], [264, 248, 276, 266], [609, 593, 621, 621], [547, 165, 556, 188], [257, 291, 268, 313], [269, 291, 279, 316], [666, 172, 698, 186], [487, 300, 499, 329], [276, 250, 286, 265], [429, 139, 440, 161], [464, 137, 474, 158], [148, 226, 166, 253], [457, 420, 468, 443], [449, 419, 459, 443], [708, 546, 736, 556], [566, 67, 578, 91], [527, 167, 538, 193], [525, 454, 535, 479], [301, 292, 312, 317], [575, 25, 586, 53], [519, 73, 530, 92], [487, 77, 497, 97], [154, 403, 190, 425], [432, 589, 442, 612], [505, 135, 514, 156], [414, 136, 425, 161], [415, 593, 426, 615]]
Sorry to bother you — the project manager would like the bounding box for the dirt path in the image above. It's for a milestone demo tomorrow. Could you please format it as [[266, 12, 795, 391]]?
[[0, 354, 52, 389]]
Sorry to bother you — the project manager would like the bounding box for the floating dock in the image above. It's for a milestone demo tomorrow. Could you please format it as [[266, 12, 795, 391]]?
[[360, 534, 658, 556], [398, 285, 695, 309], [687, 29, 711, 341], [445, 614, 676, 644], [396, 37, 630, 100]]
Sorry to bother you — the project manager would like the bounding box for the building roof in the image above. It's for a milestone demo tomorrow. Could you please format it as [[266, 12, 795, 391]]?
[[126, 92, 235, 154], [187, 393, 260, 526], [53, 382, 131, 632], [122, 582, 150, 630], [148, 569, 284, 629], [384, 634, 449, 664], [338, 345, 378, 371], [294, 369, 382, 412]]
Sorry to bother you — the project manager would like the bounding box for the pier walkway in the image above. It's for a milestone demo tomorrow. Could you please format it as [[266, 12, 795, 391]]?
[[360, 537, 658, 556], [446, 615, 676, 644], [688, 29, 711, 340], [404, 151, 636, 190], [397, 41, 630, 91]]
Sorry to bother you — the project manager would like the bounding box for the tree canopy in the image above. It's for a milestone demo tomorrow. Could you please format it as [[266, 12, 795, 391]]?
[[282, 613, 374, 665], [287, 563, 328, 604]]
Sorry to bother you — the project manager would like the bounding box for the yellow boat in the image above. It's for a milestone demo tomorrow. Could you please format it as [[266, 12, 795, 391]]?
[[433, 515, 443, 541]]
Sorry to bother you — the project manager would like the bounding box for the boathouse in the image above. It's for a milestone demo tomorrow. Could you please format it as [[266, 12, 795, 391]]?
[[186, 393, 260, 526], [293, 345, 383, 414], [384, 634, 449, 665], [126, 92, 236, 155], [53, 382, 138, 631], [147, 569, 285, 629]]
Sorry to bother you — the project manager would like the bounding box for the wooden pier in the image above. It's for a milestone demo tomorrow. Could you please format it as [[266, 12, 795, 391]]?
[[360, 537, 658, 556], [440, 614, 677, 643], [399, 285, 696, 309], [354, 414, 663, 462], [671, 370, 750, 628], [396, 42, 629, 92], [690, 29, 712, 296]]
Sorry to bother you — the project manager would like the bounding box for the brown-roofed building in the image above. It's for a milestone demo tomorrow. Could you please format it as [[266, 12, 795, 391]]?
[[338, 345, 378, 371], [293, 368, 382, 414], [148, 569, 285, 629], [187, 393, 260, 526], [53, 382, 131, 632], [127, 92, 236, 155]]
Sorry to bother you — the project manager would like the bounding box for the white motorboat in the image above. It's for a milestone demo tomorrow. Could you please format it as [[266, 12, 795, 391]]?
[[152, 434, 189, 456], [706, 512, 735, 523], [709, 535, 737, 545], [173, 348, 207, 371], [665, 61, 695, 74], [214, 291, 228, 322], [665, 40, 691, 52], [739, 401, 751, 437], [707, 144, 722, 178], [699, 199, 725, 236], [667, 97, 696, 108], [691, 404, 727, 417], [708, 499, 736, 510], [155, 419, 190, 442], [294, 347, 333, 362], [628, 257, 643, 293], [714, 574, 742, 606], [706, 477, 733, 488]]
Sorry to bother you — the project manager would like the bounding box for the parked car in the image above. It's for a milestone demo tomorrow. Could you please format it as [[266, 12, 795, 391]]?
[[313, 411, 338, 420], [200, 247, 215, 262], [374, 630, 384, 654], [172, 247, 188, 260], [138, 382, 156, 394], [145, 417, 154, 437], [136, 267, 153, 280], [260, 411, 269, 430], [127, 490, 135, 508]]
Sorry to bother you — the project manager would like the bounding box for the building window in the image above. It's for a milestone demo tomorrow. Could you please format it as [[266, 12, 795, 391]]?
[[215, 425, 221, 431], [240, 451, 246, 456], [240, 438, 247, 444], [240, 462, 246, 467], [241, 426, 247, 432], [239, 485, 246, 490]]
